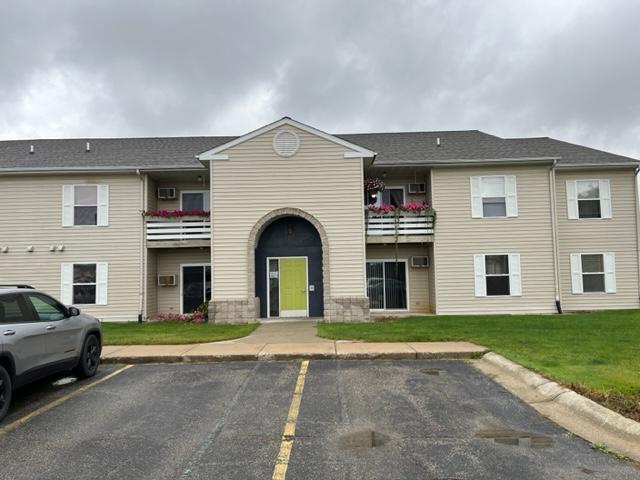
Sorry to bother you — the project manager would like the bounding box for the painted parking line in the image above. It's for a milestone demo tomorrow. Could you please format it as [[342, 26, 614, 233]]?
[[272, 359, 309, 480], [0, 364, 133, 435]]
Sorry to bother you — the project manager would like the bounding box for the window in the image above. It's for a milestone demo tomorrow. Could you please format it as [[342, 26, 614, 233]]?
[[485, 255, 510, 296], [73, 264, 97, 304], [0, 294, 33, 324], [366, 261, 408, 310], [26, 293, 67, 322], [470, 176, 517, 218], [61, 262, 108, 305], [181, 191, 210, 211], [474, 253, 521, 297], [570, 253, 616, 294], [62, 184, 109, 227], [368, 187, 405, 207], [566, 179, 611, 220]]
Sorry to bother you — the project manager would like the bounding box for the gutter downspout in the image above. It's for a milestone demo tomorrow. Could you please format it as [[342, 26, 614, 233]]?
[[137, 169, 146, 323], [634, 167, 640, 302], [549, 160, 562, 313]]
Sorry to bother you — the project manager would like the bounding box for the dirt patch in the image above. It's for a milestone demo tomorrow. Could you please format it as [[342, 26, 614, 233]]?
[[569, 384, 640, 423]]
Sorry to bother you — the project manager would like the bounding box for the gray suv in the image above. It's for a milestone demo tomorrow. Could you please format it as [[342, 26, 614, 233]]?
[[0, 286, 102, 421]]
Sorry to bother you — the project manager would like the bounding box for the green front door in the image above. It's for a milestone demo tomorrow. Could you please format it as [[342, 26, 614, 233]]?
[[279, 257, 308, 317]]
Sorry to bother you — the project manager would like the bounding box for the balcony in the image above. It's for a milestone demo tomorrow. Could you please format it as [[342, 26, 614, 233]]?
[[366, 212, 434, 243], [146, 219, 211, 248]]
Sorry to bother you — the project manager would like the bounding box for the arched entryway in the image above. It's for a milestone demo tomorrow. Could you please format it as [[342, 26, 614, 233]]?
[[255, 216, 323, 318]]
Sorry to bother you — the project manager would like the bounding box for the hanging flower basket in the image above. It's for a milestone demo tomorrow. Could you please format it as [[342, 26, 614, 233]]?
[[142, 209, 210, 218], [364, 177, 386, 194]]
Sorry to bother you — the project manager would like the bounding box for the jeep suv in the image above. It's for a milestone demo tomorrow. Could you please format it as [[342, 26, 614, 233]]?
[[0, 286, 102, 421]]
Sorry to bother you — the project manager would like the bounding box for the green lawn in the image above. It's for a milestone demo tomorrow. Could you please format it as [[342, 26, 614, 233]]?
[[318, 310, 640, 418], [102, 321, 258, 345]]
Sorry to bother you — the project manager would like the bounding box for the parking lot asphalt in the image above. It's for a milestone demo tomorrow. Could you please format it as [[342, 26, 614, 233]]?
[[0, 360, 638, 480]]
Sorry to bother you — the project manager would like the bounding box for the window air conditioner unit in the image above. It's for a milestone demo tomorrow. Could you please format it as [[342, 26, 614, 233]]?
[[408, 183, 426, 194], [158, 275, 177, 287], [410, 256, 429, 268], [157, 187, 176, 200]]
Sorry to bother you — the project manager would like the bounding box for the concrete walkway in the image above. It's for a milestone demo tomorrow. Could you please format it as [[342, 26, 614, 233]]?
[[101, 321, 487, 363]]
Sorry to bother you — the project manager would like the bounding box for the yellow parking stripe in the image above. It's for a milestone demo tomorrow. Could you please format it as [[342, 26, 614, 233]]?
[[272, 360, 309, 480], [0, 364, 133, 435]]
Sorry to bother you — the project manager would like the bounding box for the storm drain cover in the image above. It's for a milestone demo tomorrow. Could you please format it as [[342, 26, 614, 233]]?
[[476, 428, 553, 448], [338, 430, 390, 449]]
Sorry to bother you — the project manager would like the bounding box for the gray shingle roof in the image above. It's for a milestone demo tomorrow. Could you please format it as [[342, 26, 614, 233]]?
[[0, 130, 637, 171]]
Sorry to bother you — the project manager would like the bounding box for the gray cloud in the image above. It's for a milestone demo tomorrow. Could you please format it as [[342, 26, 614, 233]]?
[[0, 0, 639, 158]]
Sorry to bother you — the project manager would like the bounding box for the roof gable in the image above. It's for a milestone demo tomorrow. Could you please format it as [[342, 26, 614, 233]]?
[[197, 117, 376, 161]]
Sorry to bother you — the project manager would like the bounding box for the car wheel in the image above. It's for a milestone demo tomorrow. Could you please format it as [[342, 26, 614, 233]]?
[[0, 365, 12, 422], [74, 334, 101, 379]]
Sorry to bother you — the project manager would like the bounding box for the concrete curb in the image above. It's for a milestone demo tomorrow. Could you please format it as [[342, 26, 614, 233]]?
[[101, 349, 486, 364], [478, 352, 640, 461]]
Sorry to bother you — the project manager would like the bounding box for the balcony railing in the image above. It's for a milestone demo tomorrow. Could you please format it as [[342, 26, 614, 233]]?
[[146, 220, 211, 241], [366, 213, 434, 236]]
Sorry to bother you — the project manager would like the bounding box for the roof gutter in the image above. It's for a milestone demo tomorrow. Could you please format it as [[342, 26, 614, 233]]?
[[0, 165, 207, 175], [372, 156, 560, 167], [554, 162, 640, 169]]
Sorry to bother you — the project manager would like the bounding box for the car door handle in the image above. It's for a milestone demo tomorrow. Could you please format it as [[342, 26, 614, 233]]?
[[3, 330, 15, 336], [46, 325, 57, 331]]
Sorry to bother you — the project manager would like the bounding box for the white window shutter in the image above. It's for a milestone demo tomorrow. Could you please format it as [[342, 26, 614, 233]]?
[[97, 184, 109, 226], [505, 176, 518, 217], [570, 254, 583, 294], [62, 185, 74, 226], [599, 179, 612, 218], [474, 254, 486, 297], [604, 253, 616, 293], [508, 254, 522, 296], [470, 177, 482, 218], [566, 180, 578, 219], [96, 263, 108, 305], [60, 263, 73, 304]]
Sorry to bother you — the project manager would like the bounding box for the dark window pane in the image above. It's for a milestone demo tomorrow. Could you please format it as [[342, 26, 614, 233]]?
[[366, 262, 384, 309], [205, 266, 212, 302], [73, 285, 96, 304], [583, 274, 605, 292], [485, 255, 509, 275], [269, 259, 279, 317], [182, 266, 205, 313], [486, 276, 510, 296], [28, 294, 66, 321], [74, 264, 96, 283], [381, 188, 404, 207], [581, 254, 604, 273], [482, 198, 506, 217], [182, 193, 205, 211], [0, 294, 31, 323], [578, 200, 601, 218], [384, 262, 407, 309], [74, 206, 97, 225]]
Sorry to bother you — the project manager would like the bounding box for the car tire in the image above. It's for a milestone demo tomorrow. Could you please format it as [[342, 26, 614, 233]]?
[[74, 334, 101, 379], [0, 365, 12, 422]]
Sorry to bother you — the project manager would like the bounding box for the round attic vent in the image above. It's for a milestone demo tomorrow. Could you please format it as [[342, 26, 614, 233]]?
[[272, 130, 300, 157]]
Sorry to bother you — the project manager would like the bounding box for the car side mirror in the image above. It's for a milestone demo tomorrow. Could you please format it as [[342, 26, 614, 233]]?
[[68, 306, 81, 317]]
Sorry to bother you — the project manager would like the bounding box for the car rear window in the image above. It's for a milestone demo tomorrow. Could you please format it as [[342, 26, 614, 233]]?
[[0, 294, 31, 323]]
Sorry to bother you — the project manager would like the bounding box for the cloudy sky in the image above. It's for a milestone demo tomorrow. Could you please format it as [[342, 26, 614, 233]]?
[[1, 0, 639, 158]]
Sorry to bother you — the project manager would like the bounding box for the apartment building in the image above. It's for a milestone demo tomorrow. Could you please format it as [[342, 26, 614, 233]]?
[[1, 117, 638, 322]]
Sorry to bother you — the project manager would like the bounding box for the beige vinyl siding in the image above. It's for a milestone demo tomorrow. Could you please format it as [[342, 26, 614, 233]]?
[[210, 125, 366, 299], [0, 173, 143, 321], [432, 165, 557, 314], [427, 243, 436, 311], [556, 168, 639, 310], [366, 244, 431, 313], [146, 248, 158, 318], [146, 177, 157, 211], [155, 248, 210, 313], [155, 182, 210, 211]]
